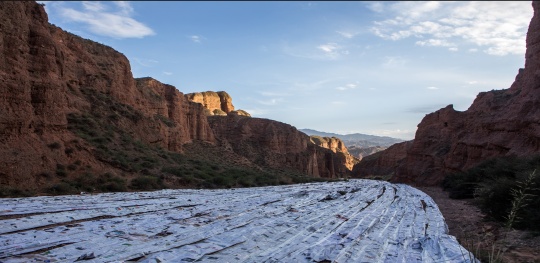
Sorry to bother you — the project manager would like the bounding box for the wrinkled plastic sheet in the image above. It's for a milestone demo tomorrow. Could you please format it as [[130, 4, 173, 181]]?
[[0, 180, 478, 262]]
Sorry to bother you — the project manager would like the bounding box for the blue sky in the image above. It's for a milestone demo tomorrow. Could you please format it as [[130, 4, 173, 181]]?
[[40, 1, 533, 140]]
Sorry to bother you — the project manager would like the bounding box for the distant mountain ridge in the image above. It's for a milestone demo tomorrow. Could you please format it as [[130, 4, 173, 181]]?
[[300, 129, 405, 148]]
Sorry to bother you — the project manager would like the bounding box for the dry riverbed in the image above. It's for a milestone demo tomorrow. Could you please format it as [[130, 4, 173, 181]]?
[[1, 180, 476, 262]]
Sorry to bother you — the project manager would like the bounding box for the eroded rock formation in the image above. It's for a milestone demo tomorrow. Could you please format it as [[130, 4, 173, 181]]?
[[0, 2, 213, 190], [208, 115, 350, 178], [185, 91, 252, 117], [354, 1, 540, 186], [309, 136, 360, 170]]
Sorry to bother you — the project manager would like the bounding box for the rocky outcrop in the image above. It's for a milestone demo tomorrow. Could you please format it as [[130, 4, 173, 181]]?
[[353, 1, 540, 186], [208, 115, 350, 178], [0, 2, 213, 190], [309, 136, 360, 170], [352, 141, 412, 179], [229, 109, 251, 117], [185, 91, 251, 117], [185, 91, 231, 115]]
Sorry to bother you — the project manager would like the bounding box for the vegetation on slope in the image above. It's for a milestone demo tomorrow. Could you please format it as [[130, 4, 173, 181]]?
[[0, 88, 332, 197], [442, 155, 540, 231]]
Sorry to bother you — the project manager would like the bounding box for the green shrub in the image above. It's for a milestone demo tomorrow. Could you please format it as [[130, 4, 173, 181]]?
[[56, 165, 67, 177], [47, 142, 61, 149], [47, 182, 77, 195], [443, 155, 540, 231], [0, 186, 34, 197], [130, 176, 164, 191]]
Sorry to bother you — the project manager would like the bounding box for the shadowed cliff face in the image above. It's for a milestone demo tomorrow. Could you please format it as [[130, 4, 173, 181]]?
[[208, 115, 350, 178], [353, 1, 540, 186]]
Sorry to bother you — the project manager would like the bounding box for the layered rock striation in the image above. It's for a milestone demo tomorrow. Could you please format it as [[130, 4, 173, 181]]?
[[354, 1, 540, 186]]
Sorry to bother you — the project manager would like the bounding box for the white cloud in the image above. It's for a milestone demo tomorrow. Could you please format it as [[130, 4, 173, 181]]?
[[82, 2, 105, 12], [317, 43, 349, 59], [257, 98, 284, 106], [382, 56, 407, 68], [318, 43, 339, 53], [163, 71, 173, 75], [427, 86, 439, 90], [467, 80, 478, 84], [371, 1, 532, 56], [59, 1, 154, 38], [416, 39, 454, 47], [260, 91, 290, 97], [336, 83, 358, 91], [331, 101, 347, 105], [366, 2, 385, 13], [134, 58, 158, 67], [189, 35, 203, 43], [336, 31, 357, 39], [448, 47, 458, 52]]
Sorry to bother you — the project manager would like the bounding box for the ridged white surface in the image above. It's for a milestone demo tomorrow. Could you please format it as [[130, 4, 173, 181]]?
[[0, 180, 477, 262]]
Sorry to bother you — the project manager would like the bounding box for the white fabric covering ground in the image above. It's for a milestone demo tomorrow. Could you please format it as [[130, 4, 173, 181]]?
[[0, 179, 477, 262]]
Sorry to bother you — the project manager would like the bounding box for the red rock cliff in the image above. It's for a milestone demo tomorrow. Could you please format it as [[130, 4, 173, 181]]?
[[0, 2, 213, 190], [208, 115, 350, 178], [185, 91, 251, 117], [354, 1, 540, 186], [309, 136, 360, 170], [185, 91, 234, 116]]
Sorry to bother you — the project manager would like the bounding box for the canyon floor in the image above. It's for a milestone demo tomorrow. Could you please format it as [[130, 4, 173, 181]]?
[[419, 187, 540, 263], [0, 180, 474, 263]]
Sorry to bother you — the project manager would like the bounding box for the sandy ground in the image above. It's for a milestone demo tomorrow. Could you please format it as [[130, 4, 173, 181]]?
[[419, 187, 540, 263]]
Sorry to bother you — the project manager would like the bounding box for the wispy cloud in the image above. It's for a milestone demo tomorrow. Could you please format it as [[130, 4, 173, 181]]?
[[58, 1, 154, 38], [336, 83, 358, 91], [366, 2, 385, 13], [257, 98, 284, 106], [163, 71, 173, 75], [427, 86, 439, 90], [134, 58, 158, 67], [336, 31, 357, 39], [283, 41, 348, 61], [370, 1, 532, 56], [317, 42, 349, 59], [189, 35, 204, 43], [260, 91, 290, 97], [382, 56, 407, 68]]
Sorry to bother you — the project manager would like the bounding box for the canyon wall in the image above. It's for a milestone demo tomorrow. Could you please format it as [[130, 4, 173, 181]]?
[[354, 1, 540, 186], [0, 1, 350, 193], [0, 2, 213, 189], [208, 115, 350, 178]]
